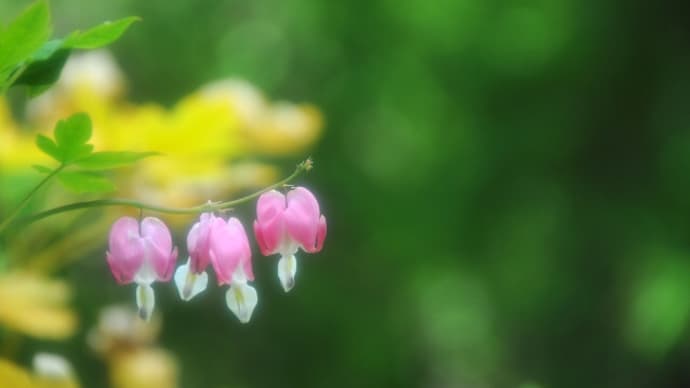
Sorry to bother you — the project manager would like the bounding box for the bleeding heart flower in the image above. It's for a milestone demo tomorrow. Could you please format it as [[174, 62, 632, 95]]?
[[175, 213, 258, 323], [254, 187, 326, 292], [106, 216, 178, 320], [174, 213, 214, 302]]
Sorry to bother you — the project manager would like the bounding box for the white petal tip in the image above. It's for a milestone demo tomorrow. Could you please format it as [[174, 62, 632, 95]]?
[[136, 284, 155, 321], [281, 277, 295, 292], [138, 307, 151, 321], [278, 255, 297, 293], [174, 261, 208, 301], [226, 284, 257, 324]]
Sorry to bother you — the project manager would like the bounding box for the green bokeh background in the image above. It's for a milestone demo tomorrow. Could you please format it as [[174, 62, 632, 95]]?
[[2, 0, 690, 387]]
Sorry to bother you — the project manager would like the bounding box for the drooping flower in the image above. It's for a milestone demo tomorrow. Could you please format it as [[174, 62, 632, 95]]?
[[174, 213, 214, 301], [106, 217, 177, 320], [254, 187, 327, 292], [211, 217, 257, 323], [175, 214, 258, 323]]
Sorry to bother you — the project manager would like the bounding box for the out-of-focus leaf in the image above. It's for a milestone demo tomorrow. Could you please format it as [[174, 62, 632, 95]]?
[[54, 113, 93, 162], [626, 257, 690, 359], [32, 164, 53, 174], [74, 151, 159, 170], [35, 134, 61, 162], [54, 113, 91, 146], [0, 0, 51, 73], [14, 40, 70, 97], [57, 171, 114, 193], [64, 17, 140, 49]]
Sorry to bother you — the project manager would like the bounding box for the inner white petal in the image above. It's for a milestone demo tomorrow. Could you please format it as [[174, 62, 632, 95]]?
[[277, 254, 297, 292], [135, 284, 155, 321], [134, 246, 156, 285], [225, 283, 258, 324], [174, 258, 208, 301], [231, 264, 248, 284], [279, 240, 299, 257]]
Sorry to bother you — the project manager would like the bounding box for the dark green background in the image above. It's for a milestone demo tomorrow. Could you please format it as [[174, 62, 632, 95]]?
[[3, 0, 690, 387]]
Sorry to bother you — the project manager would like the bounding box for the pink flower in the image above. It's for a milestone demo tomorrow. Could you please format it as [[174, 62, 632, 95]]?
[[254, 187, 327, 292], [106, 216, 178, 320], [174, 213, 214, 302], [174, 214, 257, 323]]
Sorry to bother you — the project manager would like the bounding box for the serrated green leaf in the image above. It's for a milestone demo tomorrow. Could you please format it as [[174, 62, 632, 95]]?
[[53, 112, 93, 162], [32, 164, 53, 173], [74, 151, 158, 170], [0, 0, 51, 73], [35, 133, 61, 161], [57, 171, 115, 193], [63, 16, 140, 49]]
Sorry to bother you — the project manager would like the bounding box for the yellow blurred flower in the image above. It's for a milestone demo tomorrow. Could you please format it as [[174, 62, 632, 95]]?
[[200, 79, 324, 155], [13, 50, 323, 210], [0, 359, 33, 388], [0, 354, 80, 388], [0, 272, 77, 339], [110, 348, 178, 388], [89, 305, 178, 388], [32, 353, 80, 388], [0, 99, 52, 170]]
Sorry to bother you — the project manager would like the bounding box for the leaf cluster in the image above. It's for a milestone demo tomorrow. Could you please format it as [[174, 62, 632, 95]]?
[[0, 0, 138, 95], [35, 113, 156, 194]]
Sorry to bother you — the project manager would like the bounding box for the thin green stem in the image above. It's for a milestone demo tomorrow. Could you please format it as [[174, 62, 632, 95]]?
[[0, 164, 64, 233], [216, 159, 310, 209], [0, 64, 27, 94], [15, 159, 311, 227]]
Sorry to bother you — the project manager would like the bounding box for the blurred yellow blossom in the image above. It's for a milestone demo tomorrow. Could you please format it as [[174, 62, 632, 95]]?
[[32, 353, 80, 388], [0, 99, 52, 170], [0, 272, 77, 339], [88, 305, 162, 354], [110, 348, 178, 388], [0, 355, 80, 388], [0, 359, 33, 388], [9, 50, 323, 211], [200, 79, 323, 155], [88, 306, 178, 388]]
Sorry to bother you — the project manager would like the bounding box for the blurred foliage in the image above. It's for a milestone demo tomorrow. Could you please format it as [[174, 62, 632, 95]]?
[[1, 0, 690, 388]]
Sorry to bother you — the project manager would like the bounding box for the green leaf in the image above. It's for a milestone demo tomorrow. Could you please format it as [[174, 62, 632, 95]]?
[[35, 134, 61, 161], [14, 40, 70, 96], [53, 112, 93, 162], [74, 151, 158, 170], [57, 171, 115, 193], [0, 0, 51, 72], [54, 113, 91, 145], [64, 17, 140, 49], [32, 164, 53, 174]]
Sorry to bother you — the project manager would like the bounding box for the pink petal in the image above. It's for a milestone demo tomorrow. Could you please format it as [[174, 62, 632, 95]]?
[[140, 217, 176, 281], [284, 187, 323, 253], [106, 217, 145, 284], [312, 215, 327, 253], [254, 190, 287, 255], [187, 213, 214, 272], [254, 220, 269, 256], [209, 217, 251, 285], [227, 218, 254, 281]]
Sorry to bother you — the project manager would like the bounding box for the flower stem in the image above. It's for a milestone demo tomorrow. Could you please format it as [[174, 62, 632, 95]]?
[[0, 64, 27, 95], [0, 164, 64, 234], [13, 159, 311, 227]]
